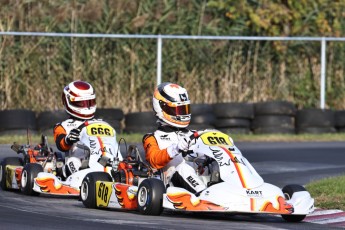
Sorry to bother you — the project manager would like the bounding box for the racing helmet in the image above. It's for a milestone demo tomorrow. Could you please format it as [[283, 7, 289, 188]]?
[[62, 80, 96, 120], [153, 82, 191, 128]]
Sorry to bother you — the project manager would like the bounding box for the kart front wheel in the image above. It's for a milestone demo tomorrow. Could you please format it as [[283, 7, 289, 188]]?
[[0, 157, 23, 190], [281, 184, 307, 222], [80, 172, 112, 209], [137, 178, 165, 216], [21, 163, 43, 196]]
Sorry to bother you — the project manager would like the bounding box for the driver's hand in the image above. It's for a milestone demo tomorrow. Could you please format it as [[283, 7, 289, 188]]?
[[177, 137, 190, 152], [65, 128, 81, 145], [167, 137, 190, 158]]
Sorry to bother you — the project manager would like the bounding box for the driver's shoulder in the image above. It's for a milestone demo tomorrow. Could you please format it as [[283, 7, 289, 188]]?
[[58, 118, 83, 128], [87, 118, 111, 126]]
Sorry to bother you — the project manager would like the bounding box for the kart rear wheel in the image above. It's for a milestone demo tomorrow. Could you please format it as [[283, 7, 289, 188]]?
[[21, 163, 43, 196], [137, 178, 165, 216], [0, 157, 23, 190], [80, 172, 112, 209], [281, 184, 307, 222]]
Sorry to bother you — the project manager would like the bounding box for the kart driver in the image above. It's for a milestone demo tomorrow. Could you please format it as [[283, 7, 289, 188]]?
[[143, 82, 206, 194], [54, 80, 116, 178]]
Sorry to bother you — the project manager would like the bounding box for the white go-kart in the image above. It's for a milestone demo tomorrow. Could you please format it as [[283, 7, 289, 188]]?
[[23, 120, 122, 196], [81, 130, 314, 222]]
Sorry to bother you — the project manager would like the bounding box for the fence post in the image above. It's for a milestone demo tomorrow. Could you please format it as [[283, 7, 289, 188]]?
[[156, 35, 162, 85], [320, 37, 326, 109]]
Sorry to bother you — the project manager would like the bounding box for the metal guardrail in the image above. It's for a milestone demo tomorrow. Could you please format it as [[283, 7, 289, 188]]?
[[1, 31, 344, 109]]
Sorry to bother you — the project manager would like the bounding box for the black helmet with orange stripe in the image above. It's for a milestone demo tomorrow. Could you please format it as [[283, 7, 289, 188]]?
[[153, 82, 191, 128]]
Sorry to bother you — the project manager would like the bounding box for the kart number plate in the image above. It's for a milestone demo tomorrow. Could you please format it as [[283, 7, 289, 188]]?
[[96, 181, 113, 207], [200, 132, 233, 146], [86, 124, 114, 137]]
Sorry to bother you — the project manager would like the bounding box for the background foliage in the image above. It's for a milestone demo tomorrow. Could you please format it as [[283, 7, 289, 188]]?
[[0, 0, 344, 112]]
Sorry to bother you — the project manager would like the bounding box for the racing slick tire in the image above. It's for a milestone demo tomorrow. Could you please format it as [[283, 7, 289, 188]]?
[[137, 178, 166, 216], [0, 157, 23, 190], [281, 184, 307, 222], [80, 172, 112, 209], [21, 163, 43, 196]]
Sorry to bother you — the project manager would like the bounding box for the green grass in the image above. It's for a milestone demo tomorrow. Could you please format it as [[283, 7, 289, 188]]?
[[231, 133, 345, 142], [0, 133, 145, 145], [306, 175, 345, 210], [1, 133, 345, 145]]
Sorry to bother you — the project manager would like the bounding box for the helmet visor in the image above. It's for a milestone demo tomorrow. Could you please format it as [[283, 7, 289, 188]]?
[[70, 99, 96, 108], [159, 101, 190, 116]]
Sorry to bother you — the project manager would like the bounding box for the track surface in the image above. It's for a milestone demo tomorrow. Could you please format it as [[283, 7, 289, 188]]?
[[1, 142, 345, 230]]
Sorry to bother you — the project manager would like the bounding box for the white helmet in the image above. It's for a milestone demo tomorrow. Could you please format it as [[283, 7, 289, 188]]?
[[62, 81, 96, 120], [153, 82, 191, 128]]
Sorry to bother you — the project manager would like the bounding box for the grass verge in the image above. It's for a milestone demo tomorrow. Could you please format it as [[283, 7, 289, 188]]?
[[1, 132, 344, 145], [306, 175, 345, 210]]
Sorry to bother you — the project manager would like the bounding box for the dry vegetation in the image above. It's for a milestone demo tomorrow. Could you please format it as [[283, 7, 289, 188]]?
[[0, 1, 344, 113]]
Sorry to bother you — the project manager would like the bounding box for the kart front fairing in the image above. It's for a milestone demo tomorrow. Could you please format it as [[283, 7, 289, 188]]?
[[162, 130, 314, 215], [194, 139, 264, 189]]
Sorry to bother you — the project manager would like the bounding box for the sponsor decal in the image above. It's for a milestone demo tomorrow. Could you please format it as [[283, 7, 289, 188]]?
[[246, 190, 263, 197], [187, 176, 199, 187], [179, 93, 188, 101], [231, 156, 246, 166], [69, 162, 77, 173], [160, 134, 171, 141], [211, 147, 231, 166], [89, 138, 97, 155]]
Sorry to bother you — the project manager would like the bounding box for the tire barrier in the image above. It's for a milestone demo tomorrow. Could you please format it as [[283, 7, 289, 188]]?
[[0, 104, 342, 136], [37, 108, 124, 135], [95, 108, 124, 134], [190, 104, 215, 130], [0, 109, 38, 136], [213, 103, 253, 134], [213, 102, 254, 119], [335, 110, 345, 133], [296, 109, 336, 134], [37, 110, 69, 136], [252, 101, 296, 134], [124, 111, 157, 134], [254, 101, 297, 116]]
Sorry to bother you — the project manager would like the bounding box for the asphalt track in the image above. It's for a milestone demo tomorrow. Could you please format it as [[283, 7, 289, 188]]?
[[1, 141, 345, 230]]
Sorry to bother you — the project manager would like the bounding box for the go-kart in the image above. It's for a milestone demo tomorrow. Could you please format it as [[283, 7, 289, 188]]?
[[80, 130, 315, 222], [0, 135, 60, 195], [0, 120, 123, 197]]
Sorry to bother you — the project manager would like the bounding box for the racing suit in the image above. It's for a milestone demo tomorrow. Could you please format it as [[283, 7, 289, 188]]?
[[54, 118, 85, 152], [54, 118, 119, 177], [143, 124, 206, 194]]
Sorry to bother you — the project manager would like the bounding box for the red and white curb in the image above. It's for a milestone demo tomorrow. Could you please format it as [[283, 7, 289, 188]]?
[[304, 208, 345, 227]]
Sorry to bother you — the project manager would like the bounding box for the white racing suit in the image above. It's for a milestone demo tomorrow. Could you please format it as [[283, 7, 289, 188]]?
[[54, 118, 120, 178], [143, 125, 206, 194]]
